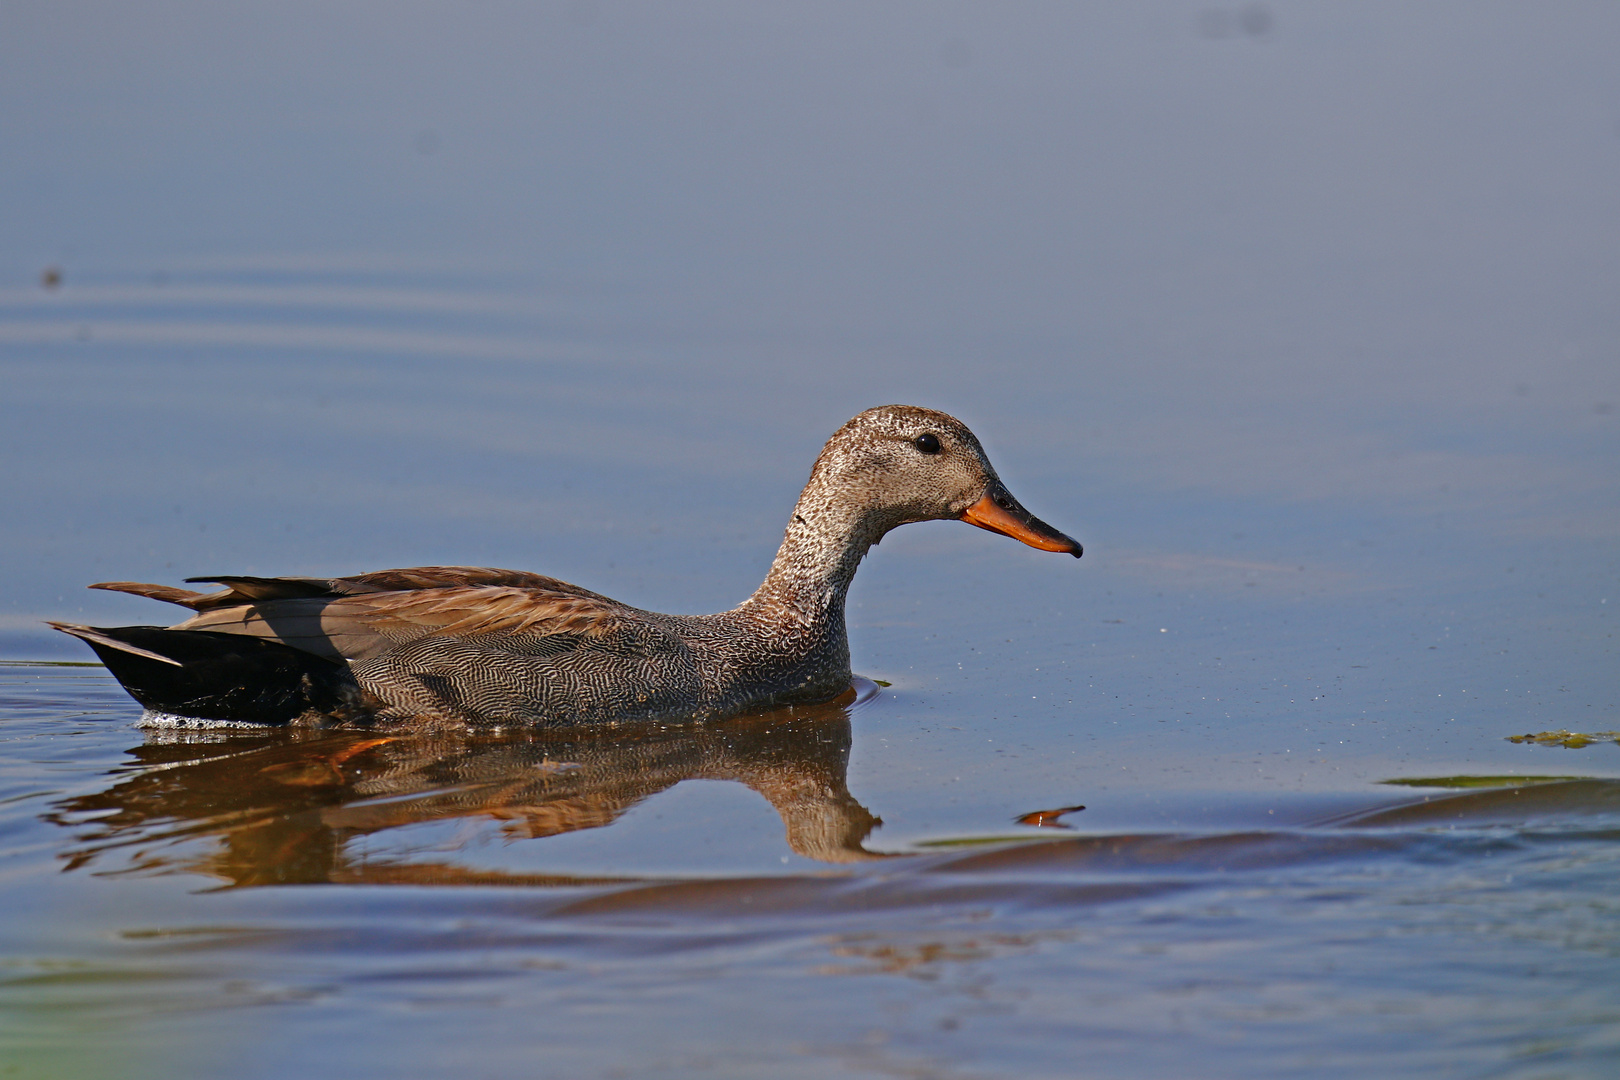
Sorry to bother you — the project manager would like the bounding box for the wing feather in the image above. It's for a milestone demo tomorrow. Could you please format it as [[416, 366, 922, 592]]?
[[174, 584, 624, 662], [342, 566, 613, 601], [170, 566, 614, 611]]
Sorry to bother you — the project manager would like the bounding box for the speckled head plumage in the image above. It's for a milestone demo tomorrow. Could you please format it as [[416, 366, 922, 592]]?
[[791, 405, 1081, 555], [803, 405, 999, 530]]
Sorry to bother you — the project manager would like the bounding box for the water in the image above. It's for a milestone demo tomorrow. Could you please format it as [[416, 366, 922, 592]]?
[[3, 4, 1619, 1077]]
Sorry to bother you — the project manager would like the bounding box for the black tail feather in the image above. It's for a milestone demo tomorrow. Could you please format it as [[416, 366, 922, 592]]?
[[50, 623, 373, 725]]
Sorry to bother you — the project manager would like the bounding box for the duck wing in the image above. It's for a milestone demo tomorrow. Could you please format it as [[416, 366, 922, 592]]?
[[336, 566, 614, 600], [144, 568, 628, 664], [91, 566, 614, 612]]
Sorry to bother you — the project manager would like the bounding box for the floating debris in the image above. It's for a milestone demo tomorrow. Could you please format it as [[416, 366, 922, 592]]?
[[1506, 731, 1620, 749], [913, 835, 1052, 849], [1015, 804, 1086, 827], [1383, 775, 1590, 789]]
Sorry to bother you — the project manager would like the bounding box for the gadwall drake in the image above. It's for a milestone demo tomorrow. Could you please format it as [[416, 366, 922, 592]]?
[[53, 405, 1080, 726]]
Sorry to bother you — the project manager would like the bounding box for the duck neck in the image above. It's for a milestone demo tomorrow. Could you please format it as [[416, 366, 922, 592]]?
[[738, 486, 885, 639]]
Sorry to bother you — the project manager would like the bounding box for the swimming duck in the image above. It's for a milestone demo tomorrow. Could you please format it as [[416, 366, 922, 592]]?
[[52, 405, 1081, 726]]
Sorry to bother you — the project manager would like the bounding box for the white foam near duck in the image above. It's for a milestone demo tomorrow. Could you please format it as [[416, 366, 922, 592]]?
[[53, 405, 1081, 726]]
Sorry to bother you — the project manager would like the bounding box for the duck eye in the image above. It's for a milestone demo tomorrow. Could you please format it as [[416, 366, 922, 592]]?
[[913, 433, 941, 455]]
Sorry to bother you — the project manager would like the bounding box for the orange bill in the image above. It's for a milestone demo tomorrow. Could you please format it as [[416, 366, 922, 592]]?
[[960, 486, 1082, 557]]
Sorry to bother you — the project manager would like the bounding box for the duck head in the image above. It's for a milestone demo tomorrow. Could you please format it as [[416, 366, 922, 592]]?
[[801, 405, 1082, 557]]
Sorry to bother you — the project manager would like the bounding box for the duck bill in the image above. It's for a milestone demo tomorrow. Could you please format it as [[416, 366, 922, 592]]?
[[960, 486, 1082, 558]]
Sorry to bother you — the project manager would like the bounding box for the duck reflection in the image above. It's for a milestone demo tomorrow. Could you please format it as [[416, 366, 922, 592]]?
[[47, 686, 884, 887]]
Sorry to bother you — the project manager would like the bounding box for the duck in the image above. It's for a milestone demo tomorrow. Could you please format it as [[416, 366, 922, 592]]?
[[51, 405, 1081, 726]]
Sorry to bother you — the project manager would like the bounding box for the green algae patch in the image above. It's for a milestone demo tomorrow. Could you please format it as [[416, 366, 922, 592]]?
[[912, 834, 1057, 849], [1381, 775, 1592, 789], [1505, 730, 1620, 749]]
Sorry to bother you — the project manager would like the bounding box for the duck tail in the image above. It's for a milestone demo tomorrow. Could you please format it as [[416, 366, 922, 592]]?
[[48, 622, 374, 725], [87, 581, 211, 608]]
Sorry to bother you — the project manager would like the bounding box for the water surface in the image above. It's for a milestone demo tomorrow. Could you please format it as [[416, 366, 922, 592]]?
[[2, 4, 1618, 1077]]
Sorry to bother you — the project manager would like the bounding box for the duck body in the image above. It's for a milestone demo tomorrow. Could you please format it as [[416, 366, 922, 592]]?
[[53, 406, 1081, 727]]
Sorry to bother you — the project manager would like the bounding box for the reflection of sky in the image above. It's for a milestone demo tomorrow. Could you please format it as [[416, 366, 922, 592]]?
[[1, 4, 1616, 746], [4, 5, 1616, 351], [4, 10, 1613, 428]]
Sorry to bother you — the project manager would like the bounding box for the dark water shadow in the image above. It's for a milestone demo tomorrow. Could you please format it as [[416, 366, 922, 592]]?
[[45, 685, 885, 887], [543, 777, 1620, 920]]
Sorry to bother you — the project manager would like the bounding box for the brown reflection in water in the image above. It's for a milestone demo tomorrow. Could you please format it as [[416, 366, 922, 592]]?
[[46, 689, 883, 887]]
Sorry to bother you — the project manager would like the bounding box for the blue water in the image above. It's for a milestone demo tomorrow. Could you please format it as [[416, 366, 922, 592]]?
[[3, 4, 1619, 1077], [4, 663, 1619, 1078]]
